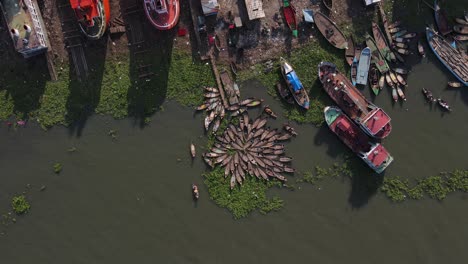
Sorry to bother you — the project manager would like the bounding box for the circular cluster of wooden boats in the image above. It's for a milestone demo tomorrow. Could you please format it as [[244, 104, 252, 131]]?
[[203, 113, 297, 189], [196, 87, 262, 132]]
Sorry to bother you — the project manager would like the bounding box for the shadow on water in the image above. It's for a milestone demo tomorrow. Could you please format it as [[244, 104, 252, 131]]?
[[0, 15, 47, 119], [120, 0, 173, 128], [65, 38, 107, 137], [348, 157, 384, 208]]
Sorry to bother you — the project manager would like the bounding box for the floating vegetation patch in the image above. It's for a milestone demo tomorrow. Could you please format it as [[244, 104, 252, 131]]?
[[203, 167, 284, 219], [11, 195, 30, 215], [296, 162, 353, 185], [53, 163, 62, 174]]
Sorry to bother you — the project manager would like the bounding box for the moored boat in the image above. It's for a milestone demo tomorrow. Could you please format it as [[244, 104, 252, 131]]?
[[391, 87, 398, 102], [351, 57, 358, 86], [392, 30, 408, 38], [397, 86, 406, 101], [401, 33, 417, 38], [453, 25, 468, 34], [356, 47, 371, 85], [455, 18, 468, 26], [282, 0, 298, 37], [71, 0, 110, 39], [437, 98, 452, 111], [318, 61, 392, 139], [190, 143, 196, 158], [372, 22, 395, 62], [434, 0, 452, 36], [366, 34, 390, 74], [394, 68, 408, 75], [144, 0, 180, 30], [324, 106, 393, 173], [418, 40, 425, 57], [447, 81, 462, 88], [396, 73, 407, 86], [454, 35, 468, 41], [426, 27, 468, 86], [379, 75, 385, 90], [369, 65, 380, 96], [192, 184, 200, 199], [280, 58, 310, 109], [422, 88, 435, 102], [345, 36, 355, 66], [313, 12, 348, 49]]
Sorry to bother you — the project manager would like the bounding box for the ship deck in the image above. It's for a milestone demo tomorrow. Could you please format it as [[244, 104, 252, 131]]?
[[1, 0, 46, 52]]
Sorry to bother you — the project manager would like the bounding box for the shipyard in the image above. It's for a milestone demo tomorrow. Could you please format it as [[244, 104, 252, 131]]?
[[1, 0, 468, 262]]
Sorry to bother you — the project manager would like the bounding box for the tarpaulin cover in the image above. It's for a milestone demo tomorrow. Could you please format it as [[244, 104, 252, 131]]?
[[287, 71, 303, 92]]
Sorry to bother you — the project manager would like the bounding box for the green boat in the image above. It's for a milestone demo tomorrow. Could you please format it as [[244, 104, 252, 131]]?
[[365, 34, 390, 74]]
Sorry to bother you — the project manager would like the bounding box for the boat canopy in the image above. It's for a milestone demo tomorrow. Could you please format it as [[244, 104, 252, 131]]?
[[287, 72, 303, 92]]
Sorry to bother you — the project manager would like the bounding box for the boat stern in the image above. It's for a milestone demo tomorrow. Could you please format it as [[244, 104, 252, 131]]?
[[362, 143, 394, 173], [324, 106, 341, 126]]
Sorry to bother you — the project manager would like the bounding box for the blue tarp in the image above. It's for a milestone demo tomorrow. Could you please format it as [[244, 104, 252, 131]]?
[[287, 71, 303, 92], [302, 9, 314, 23]]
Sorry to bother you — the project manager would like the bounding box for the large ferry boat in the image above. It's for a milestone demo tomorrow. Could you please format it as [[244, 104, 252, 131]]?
[[144, 0, 180, 30], [70, 0, 110, 39], [324, 106, 393, 173], [318, 61, 392, 139]]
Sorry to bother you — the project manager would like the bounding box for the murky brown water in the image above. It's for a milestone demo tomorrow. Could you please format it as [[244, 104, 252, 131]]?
[[1, 48, 468, 263]]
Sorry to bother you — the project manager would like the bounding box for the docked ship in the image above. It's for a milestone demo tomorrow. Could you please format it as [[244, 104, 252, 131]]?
[[70, 0, 110, 39], [144, 0, 180, 30], [318, 61, 392, 139], [324, 106, 393, 173]]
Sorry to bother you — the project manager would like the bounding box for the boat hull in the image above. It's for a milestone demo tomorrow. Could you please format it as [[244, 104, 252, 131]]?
[[434, 0, 452, 36], [281, 59, 310, 109], [356, 47, 371, 85], [282, 0, 298, 37], [324, 106, 393, 174], [313, 12, 348, 49], [366, 34, 390, 74], [426, 28, 468, 86], [144, 0, 180, 30]]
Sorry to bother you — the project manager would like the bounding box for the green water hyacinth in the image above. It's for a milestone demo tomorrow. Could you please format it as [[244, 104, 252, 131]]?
[[11, 195, 30, 215]]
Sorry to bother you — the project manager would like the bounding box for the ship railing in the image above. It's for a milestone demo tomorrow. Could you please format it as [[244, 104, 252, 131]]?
[[24, 0, 47, 48]]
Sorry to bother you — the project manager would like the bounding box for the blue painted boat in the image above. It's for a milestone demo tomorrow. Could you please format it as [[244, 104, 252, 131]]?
[[426, 27, 468, 86], [280, 58, 311, 109], [356, 47, 371, 85], [350, 57, 358, 86]]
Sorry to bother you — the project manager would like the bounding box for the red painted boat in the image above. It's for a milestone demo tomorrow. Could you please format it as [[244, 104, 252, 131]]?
[[318, 61, 392, 139], [70, 0, 110, 39], [144, 0, 180, 30], [324, 106, 393, 174], [282, 0, 298, 37]]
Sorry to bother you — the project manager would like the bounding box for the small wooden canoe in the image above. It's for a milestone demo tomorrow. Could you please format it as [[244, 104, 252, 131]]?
[[396, 73, 407, 86], [394, 42, 408, 49], [402, 33, 417, 38], [389, 71, 399, 85], [322, 0, 332, 11], [455, 18, 468, 26], [418, 40, 425, 57], [345, 36, 355, 66], [396, 48, 410, 55], [369, 65, 380, 96], [389, 21, 402, 29], [313, 12, 348, 49], [454, 25, 468, 34], [434, 0, 452, 36], [393, 37, 410, 43], [190, 143, 196, 158], [454, 35, 468, 41], [389, 27, 401, 33], [397, 86, 406, 101], [391, 87, 398, 102], [351, 57, 358, 86], [282, 0, 298, 37], [385, 73, 394, 87], [447, 81, 462, 88], [354, 41, 363, 61], [392, 30, 408, 38], [379, 75, 385, 89], [394, 68, 408, 75]]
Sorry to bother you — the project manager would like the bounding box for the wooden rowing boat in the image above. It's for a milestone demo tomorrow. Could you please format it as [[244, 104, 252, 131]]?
[[418, 40, 425, 57], [282, 0, 298, 37], [345, 36, 355, 66], [322, 0, 332, 11], [454, 35, 468, 41], [280, 58, 310, 109], [356, 47, 371, 85], [369, 65, 380, 96], [447, 81, 462, 88], [351, 57, 358, 86], [365, 34, 390, 74], [434, 0, 452, 36], [455, 18, 468, 26], [313, 12, 348, 49], [276, 82, 295, 104], [454, 25, 468, 34], [372, 22, 395, 63]]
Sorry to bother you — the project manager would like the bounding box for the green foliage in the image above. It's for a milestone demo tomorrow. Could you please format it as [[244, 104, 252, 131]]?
[[203, 167, 284, 219], [381, 170, 468, 202], [297, 162, 353, 185], [167, 50, 216, 106], [11, 195, 30, 215], [53, 163, 62, 174]]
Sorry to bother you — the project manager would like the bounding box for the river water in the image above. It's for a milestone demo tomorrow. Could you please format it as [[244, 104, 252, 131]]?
[[1, 52, 468, 263]]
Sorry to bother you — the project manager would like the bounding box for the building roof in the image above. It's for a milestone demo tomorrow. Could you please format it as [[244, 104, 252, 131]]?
[[244, 0, 265, 20]]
